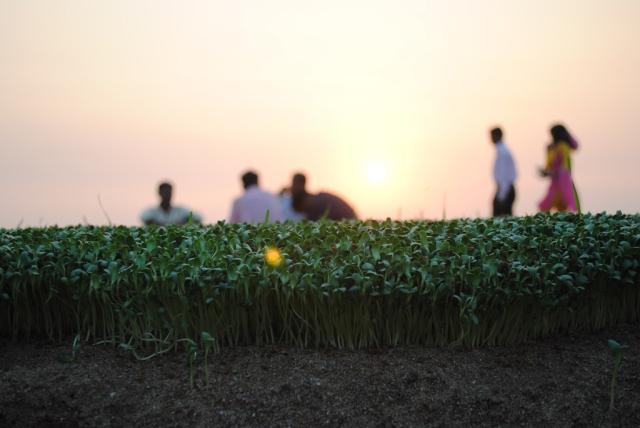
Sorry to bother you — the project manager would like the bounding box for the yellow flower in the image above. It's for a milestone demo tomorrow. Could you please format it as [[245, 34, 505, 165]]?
[[264, 246, 283, 267]]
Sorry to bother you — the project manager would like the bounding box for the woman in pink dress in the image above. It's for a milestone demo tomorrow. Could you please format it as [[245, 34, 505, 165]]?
[[538, 124, 581, 213]]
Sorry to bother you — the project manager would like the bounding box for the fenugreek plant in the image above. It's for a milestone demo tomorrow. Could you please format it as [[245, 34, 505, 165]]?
[[186, 339, 199, 388], [59, 333, 82, 363], [607, 339, 629, 412], [71, 334, 81, 361], [201, 331, 215, 385], [0, 213, 638, 359]]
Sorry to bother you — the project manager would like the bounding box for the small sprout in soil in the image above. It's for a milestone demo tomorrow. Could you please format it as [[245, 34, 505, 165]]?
[[59, 334, 82, 364], [71, 334, 80, 361], [201, 331, 216, 385], [185, 339, 199, 388], [71, 334, 81, 361], [607, 339, 628, 412]]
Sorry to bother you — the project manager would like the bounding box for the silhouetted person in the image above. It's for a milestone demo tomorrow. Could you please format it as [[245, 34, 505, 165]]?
[[291, 173, 357, 221], [229, 171, 284, 223], [141, 182, 202, 225], [490, 127, 517, 217], [538, 124, 581, 213]]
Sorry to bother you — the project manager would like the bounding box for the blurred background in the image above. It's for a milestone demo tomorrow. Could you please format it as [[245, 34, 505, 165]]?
[[1, 0, 639, 227]]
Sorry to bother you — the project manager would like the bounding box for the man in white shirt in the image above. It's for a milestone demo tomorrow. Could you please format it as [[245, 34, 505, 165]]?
[[141, 182, 202, 225], [490, 127, 517, 217], [229, 171, 284, 224]]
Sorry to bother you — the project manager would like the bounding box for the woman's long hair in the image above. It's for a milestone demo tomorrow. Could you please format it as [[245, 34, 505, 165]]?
[[550, 124, 578, 149]]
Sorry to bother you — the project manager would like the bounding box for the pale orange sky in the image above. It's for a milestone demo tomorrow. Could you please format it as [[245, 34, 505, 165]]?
[[1, 0, 639, 226]]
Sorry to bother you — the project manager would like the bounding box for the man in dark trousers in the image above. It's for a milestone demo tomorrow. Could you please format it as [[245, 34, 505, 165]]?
[[290, 173, 357, 221], [490, 127, 517, 216]]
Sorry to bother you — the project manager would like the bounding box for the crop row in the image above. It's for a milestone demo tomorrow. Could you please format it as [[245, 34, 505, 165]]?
[[1, 213, 639, 352]]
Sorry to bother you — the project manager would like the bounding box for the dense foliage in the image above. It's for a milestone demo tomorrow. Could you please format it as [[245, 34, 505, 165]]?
[[1, 213, 639, 353]]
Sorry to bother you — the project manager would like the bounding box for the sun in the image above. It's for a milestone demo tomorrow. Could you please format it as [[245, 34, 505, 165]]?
[[367, 163, 388, 185]]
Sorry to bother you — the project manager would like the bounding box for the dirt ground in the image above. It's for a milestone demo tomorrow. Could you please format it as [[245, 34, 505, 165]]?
[[1, 324, 639, 428]]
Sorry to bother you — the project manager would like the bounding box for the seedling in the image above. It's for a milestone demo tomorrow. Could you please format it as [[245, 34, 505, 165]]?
[[0, 214, 639, 351], [607, 339, 628, 412], [59, 334, 82, 363], [186, 339, 199, 388], [71, 334, 81, 361], [201, 331, 216, 385]]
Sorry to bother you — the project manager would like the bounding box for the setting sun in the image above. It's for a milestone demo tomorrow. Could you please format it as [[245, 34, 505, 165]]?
[[367, 163, 388, 185], [1, 1, 639, 226]]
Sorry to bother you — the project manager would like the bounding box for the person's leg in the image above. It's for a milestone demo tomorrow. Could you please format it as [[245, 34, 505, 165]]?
[[538, 181, 558, 212], [492, 191, 500, 217], [493, 189, 508, 217], [559, 171, 577, 212], [505, 185, 515, 216]]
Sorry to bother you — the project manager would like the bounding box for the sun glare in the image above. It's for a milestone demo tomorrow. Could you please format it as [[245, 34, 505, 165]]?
[[367, 163, 388, 185]]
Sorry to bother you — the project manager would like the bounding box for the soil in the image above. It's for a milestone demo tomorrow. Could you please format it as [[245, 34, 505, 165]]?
[[1, 324, 639, 428]]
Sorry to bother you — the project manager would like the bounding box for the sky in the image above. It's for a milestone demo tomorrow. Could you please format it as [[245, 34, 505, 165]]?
[[1, 0, 639, 227]]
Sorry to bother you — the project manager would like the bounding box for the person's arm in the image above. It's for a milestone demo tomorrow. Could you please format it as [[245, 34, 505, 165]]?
[[496, 182, 510, 201], [229, 200, 240, 224], [549, 147, 565, 178], [495, 151, 512, 201], [568, 136, 579, 150], [141, 209, 157, 226], [191, 212, 203, 224], [539, 145, 554, 177], [268, 197, 285, 222], [509, 151, 517, 182]]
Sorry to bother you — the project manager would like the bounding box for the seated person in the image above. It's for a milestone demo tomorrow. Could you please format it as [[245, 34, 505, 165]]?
[[229, 171, 285, 223], [291, 173, 357, 221], [141, 182, 202, 225], [279, 187, 306, 222]]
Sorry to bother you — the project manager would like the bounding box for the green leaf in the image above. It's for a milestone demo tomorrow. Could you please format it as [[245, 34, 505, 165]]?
[[608, 339, 628, 353]]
